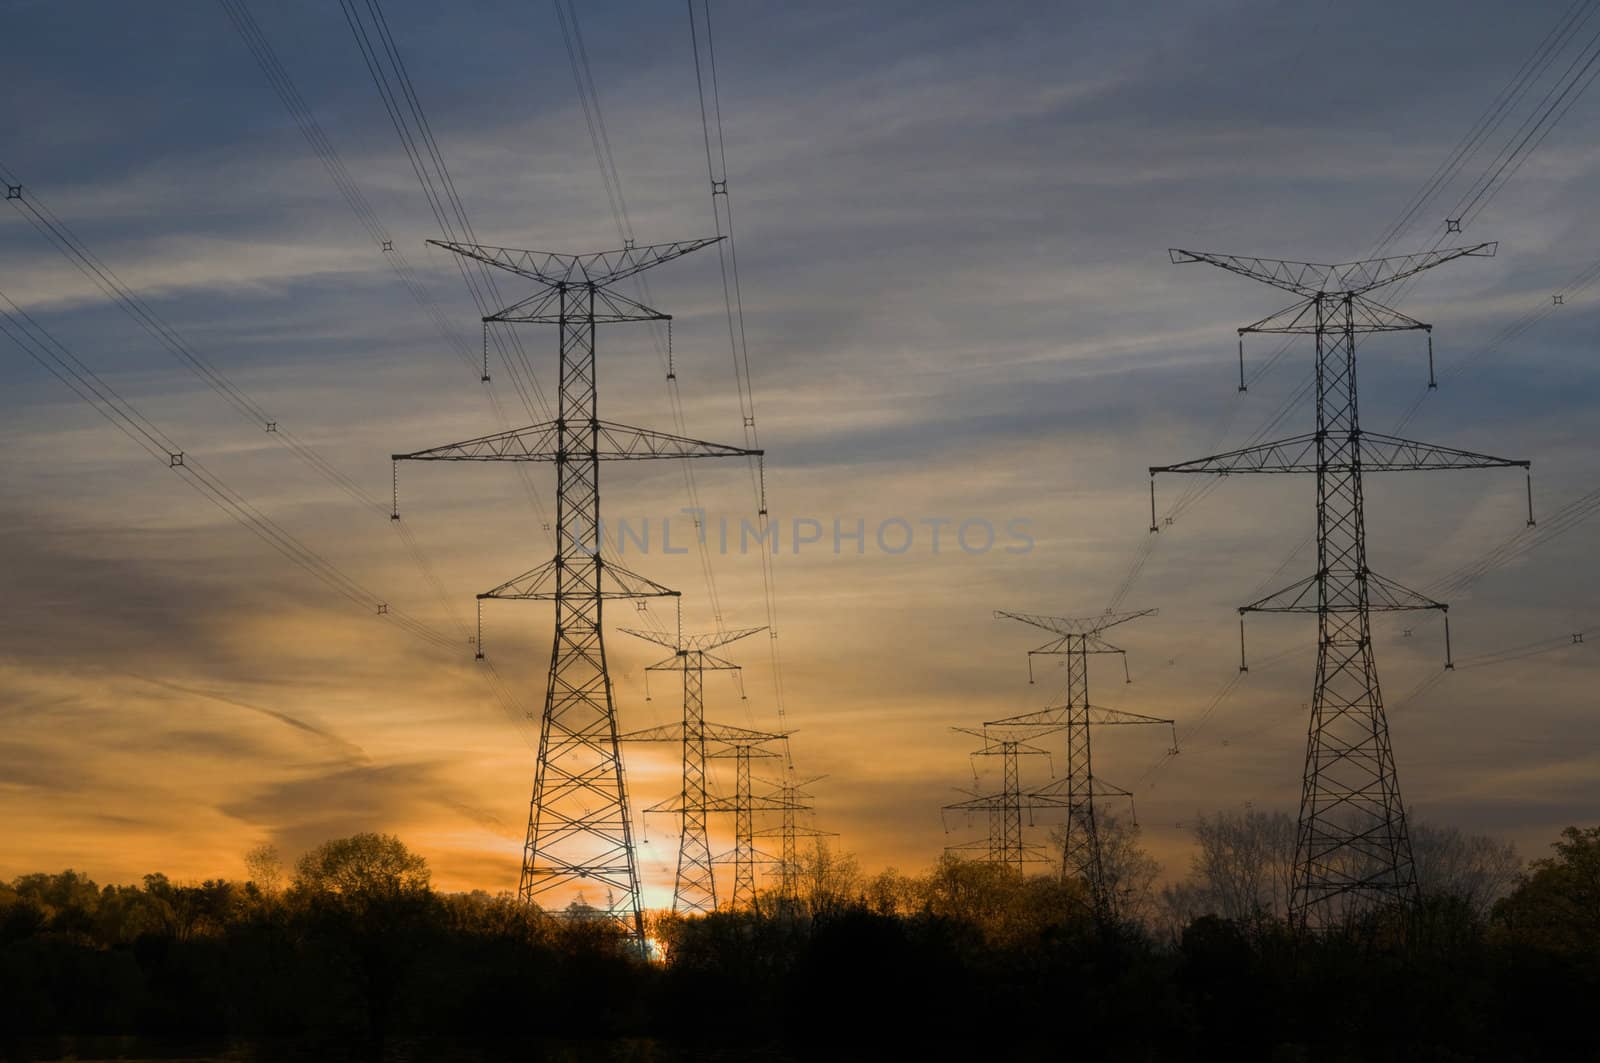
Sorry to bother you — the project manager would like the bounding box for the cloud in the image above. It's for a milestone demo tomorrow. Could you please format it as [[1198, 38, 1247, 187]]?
[[219, 759, 506, 859], [120, 672, 371, 766], [0, 0, 1597, 897]]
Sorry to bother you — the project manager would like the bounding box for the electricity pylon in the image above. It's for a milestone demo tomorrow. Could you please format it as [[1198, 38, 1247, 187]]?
[[752, 773, 832, 906], [988, 609, 1176, 914], [1151, 244, 1532, 931], [392, 238, 761, 949], [942, 725, 1063, 872], [711, 739, 785, 908], [620, 624, 765, 914], [623, 719, 789, 911]]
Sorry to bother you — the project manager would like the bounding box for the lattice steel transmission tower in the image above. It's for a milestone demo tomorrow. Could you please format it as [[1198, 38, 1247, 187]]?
[[620, 624, 765, 914], [713, 739, 785, 909], [753, 773, 832, 906], [1150, 244, 1533, 931], [988, 609, 1176, 913], [392, 238, 761, 948], [623, 717, 789, 911], [942, 725, 1063, 872]]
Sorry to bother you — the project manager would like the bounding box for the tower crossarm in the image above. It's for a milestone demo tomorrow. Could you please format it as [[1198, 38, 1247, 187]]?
[[1240, 293, 1432, 336], [1151, 431, 1529, 477], [753, 773, 827, 794], [1020, 633, 1128, 659], [621, 720, 789, 744], [942, 790, 1071, 814], [681, 627, 767, 653], [1170, 243, 1497, 297], [620, 723, 688, 743], [940, 838, 1058, 864], [477, 557, 678, 601], [1243, 569, 1448, 615], [428, 236, 724, 289], [1030, 775, 1134, 801], [995, 608, 1156, 638], [1357, 431, 1529, 471], [952, 726, 1058, 759], [645, 793, 793, 815], [488, 283, 673, 324], [1151, 433, 1320, 474], [635, 650, 742, 673], [987, 704, 1175, 728], [752, 824, 835, 840], [393, 420, 762, 463], [707, 736, 786, 756], [621, 626, 767, 654], [718, 843, 784, 864], [707, 724, 791, 745], [702, 794, 788, 813]]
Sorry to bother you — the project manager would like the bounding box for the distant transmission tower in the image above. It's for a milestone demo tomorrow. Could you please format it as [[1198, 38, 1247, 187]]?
[[1151, 244, 1533, 930], [621, 624, 765, 914], [942, 725, 1062, 872], [753, 773, 831, 906], [623, 718, 789, 911], [392, 238, 761, 948], [989, 609, 1176, 914], [712, 738, 786, 909]]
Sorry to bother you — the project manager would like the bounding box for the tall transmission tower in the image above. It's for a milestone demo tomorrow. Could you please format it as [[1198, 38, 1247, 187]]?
[[1151, 244, 1533, 930], [942, 725, 1063, 872], [988, 609, 1176, 914], [621, 624, 765, 914], [392, 238, 761, 948]]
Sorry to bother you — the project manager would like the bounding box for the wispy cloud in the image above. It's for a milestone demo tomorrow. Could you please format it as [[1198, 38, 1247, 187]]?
[[0, 0, 1596, 893]]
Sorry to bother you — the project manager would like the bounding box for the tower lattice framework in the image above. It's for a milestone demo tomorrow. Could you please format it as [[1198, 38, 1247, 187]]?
[[393, 238, 761, 946], [714, 741, 783, 908], [988, 610, 1175, 913], [1151, 243, 1532, 930], [621, 625, 765, 914], [623, 717, 789, 911], [942, 725, 1062, 872], [752, 774, 831, 905]]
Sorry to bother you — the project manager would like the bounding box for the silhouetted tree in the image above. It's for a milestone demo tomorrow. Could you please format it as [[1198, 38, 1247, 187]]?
[[3, 821, 1594, 1060], [1494, 824, 1600, 952], [1160, 807, 1295, 936], [1411, 821, 1520, 917], [793, 840, 862, 918], [290, 832, 436, 1059], [243, 842, 284, 897], [1052, 813, 1159, 926], [291, 832, 430, 900]]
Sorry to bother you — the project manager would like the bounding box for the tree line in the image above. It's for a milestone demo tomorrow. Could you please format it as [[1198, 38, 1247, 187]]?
[[2, 818, 1597, 1061]]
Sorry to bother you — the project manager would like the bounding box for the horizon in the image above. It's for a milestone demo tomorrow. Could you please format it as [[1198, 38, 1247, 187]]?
[[3, 0, 1599, 912]]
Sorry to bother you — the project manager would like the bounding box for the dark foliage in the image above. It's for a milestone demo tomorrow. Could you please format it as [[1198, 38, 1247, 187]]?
[[2, 827, 1597, 1062]]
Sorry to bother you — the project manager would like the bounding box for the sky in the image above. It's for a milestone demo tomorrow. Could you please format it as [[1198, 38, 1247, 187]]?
[[2, 0, 1599, 904]]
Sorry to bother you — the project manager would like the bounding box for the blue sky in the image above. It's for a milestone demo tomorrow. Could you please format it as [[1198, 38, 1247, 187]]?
[[2, 0, 1598, 897]]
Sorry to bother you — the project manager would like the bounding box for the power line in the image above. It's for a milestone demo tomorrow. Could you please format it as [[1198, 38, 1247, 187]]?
[[0, 285, 450, 648], [0, 165, 507, 661], [214, 0, 586, 650], [0, 282, 542, 740], [1367, 0, 1600, 257], [328, 0, 691, 648], [552, 0, 732, 647], [1112, 6, 1600, 763], [686, 0, 792, 743]]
